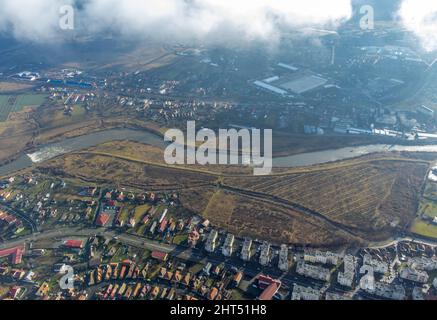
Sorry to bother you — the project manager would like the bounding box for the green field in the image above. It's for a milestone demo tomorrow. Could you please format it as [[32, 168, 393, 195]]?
[[424, 182, 437, 201], [0, 94, 47, 121], [418, 199, 437, 219], [411, 220, 437, 239]]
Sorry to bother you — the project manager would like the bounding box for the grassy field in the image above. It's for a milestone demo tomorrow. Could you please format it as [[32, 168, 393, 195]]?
[[411, 220, 437, 239], [133, 204, 151, 223], [418, 199, 437, 219], [14, 94, 47, 109], [203, 190, 237, 226], [0, 81, 35, 93], [0, 94, 47, 121], [0, 286, 9, 299], [172, 234, 189, 245], [424, 182, 437, 202]]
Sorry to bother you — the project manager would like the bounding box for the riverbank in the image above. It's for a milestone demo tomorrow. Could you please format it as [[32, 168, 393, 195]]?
[[2, 126, 437, 177]]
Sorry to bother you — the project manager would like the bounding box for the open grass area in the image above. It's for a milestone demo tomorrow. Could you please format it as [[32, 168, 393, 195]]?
[[411, 220, 437, 239], [424, 182, 437, 202], [14, 94, 47, 109], [418, 199, 437, 219], [0, 286, 10, 299], [0, 81, 34, 93], [203, 190, 237, 226], [189, 262, 205, 275], [119, 205, 134, 225], [0, 94, 47, 121], [133, 204, 150, 223], [172, 234, 188, 245]]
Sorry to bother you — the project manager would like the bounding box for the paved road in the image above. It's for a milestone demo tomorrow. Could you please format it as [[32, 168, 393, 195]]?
[[0, 226, 322, 292], [369, 236, 437, 249]]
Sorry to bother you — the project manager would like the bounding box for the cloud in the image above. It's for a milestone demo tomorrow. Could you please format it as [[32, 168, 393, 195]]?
[[0, 0, 353, 44], [398, 0, 437, 51], [0, 0, 74, 41], [83, 0, 353, 42]]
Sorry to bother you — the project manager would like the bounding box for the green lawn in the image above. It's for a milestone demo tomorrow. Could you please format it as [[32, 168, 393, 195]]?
[[71, 105, 86, 118], [411, 220, 437, 239], [119, 205, 134, 224], [189, 262, 205, 275], [0, 95, 9, 106], [172, 234, 188, 246], [133, 204, 150, 223], [0, 286, 9, 299], [14, 94, 47, 109], [418, 199, 437, 219], [424, 182, 437, 202]]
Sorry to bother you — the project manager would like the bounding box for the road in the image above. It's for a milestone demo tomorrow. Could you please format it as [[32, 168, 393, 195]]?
[[0, 225, 324, 292], [369, 235, 437, 249], [0, 203, 38, 233]]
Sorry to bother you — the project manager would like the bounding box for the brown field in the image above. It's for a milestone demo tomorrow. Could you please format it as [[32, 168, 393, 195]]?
[[203, 190, 238, 225], [179, 186, 358, 246], [224, 160, 428, 239], [0, 81, 35, 93], [29, 141, 430, 247]]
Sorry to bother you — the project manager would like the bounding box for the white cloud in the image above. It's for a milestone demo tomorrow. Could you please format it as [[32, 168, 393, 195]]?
[[0, 0, 353, 44], [0, 0, 74, 41], [83, 0, 353, 43], [398, 0, 437, 51]]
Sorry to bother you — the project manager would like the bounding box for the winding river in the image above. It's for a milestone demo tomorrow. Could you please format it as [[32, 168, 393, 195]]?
[[1, 128, 437, 176]]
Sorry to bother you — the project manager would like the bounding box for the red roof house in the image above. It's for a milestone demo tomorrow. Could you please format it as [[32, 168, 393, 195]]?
[[96, 213, 110, 227], [0, 245, 24, 265], [63, 240, 84, 249], [257, 275, 281, 290], [159, 218, 168, 233], [258, 282, 280, 301], [151, 251, 168, 262]]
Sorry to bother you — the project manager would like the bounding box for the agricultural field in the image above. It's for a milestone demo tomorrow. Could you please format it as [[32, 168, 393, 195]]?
[[0, 81, 35, 93], [0, 94, 47, 121]]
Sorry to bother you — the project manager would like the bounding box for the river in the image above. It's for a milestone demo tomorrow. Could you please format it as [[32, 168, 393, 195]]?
[[1, 128, 437, 176]]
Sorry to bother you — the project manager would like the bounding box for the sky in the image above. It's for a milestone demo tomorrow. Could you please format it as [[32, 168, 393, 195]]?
[[0, 0, 436, 51]]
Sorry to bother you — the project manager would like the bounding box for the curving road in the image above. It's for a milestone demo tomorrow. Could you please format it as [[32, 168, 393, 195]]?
[[0, 203, 38, 233]]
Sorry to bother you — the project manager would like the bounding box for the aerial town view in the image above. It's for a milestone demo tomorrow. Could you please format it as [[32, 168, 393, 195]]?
[[1, 0, 437, 310]]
